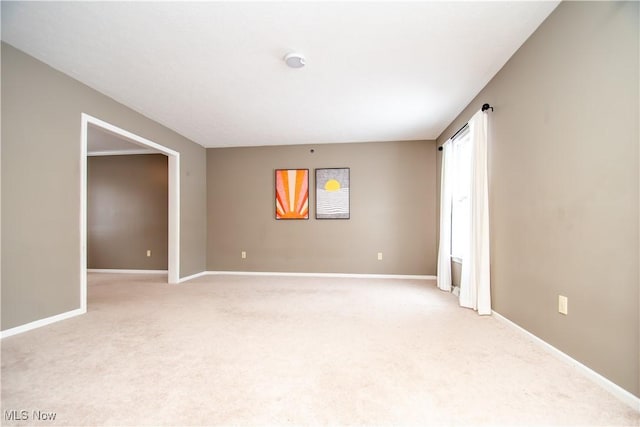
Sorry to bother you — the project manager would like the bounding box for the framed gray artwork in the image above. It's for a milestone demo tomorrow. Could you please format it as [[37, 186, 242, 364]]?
[[315, 168, 350, 219]]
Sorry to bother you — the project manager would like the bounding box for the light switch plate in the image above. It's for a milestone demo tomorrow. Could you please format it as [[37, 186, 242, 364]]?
[[558, 295, 568, 315]]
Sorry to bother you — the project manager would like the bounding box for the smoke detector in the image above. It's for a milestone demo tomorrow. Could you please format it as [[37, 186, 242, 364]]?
[[284, 52, 306, 68]]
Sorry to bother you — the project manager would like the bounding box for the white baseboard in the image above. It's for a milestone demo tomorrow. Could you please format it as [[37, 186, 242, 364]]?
[[178, 270, 436, 283], [178, 271, 210, 283], [3, 270, 168, 338], [492, 311, 640, 411], [87, 269, 168, 274], [1, 308, 86, 339]]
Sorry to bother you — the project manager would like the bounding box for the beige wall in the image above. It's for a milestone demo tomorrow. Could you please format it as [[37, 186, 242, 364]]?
[[1, 43, 207, 330], [437, 2, 639, 396], [207, 140, 437, 275], [88, 154, 168, 270]]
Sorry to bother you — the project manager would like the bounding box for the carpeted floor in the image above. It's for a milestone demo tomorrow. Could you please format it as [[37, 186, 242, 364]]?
[[1, 273, 638, 426]]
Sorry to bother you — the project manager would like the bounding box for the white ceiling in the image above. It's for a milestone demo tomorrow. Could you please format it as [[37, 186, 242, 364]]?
[[2, 1, 559, 148]]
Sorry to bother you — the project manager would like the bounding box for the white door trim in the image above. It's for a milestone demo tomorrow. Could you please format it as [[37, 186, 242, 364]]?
[[80, 114, 181, 301]]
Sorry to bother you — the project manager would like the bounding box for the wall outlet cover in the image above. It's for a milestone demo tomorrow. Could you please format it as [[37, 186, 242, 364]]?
[[558, 295, 568, 315]]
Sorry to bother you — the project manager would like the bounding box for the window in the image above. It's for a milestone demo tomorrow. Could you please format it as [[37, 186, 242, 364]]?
[[450, 127, 471, 261]]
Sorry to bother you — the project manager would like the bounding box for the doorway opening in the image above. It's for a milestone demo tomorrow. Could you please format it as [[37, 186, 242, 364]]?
[[80, 113, 180, 312]]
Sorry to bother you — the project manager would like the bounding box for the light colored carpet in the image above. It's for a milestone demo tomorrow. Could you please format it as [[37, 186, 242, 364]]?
[[1, 273, 638, 426]]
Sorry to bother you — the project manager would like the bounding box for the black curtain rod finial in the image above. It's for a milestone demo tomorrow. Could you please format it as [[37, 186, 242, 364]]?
[[482, 103, 493, 112], [438, 103, 493, 150]]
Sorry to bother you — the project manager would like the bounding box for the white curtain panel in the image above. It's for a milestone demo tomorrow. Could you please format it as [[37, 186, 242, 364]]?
[[459, 110, 491, 315], [436, 142, 453, 292]]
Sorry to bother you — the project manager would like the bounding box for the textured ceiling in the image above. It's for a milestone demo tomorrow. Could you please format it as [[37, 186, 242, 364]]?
[[2, 1, 559, 148]]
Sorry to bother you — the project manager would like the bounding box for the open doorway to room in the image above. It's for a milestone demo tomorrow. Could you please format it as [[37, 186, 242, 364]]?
[[80, 114, 180, 311], [87, 132, 168, 272]]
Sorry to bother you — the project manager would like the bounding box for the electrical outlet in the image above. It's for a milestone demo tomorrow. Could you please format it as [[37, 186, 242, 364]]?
[[146, 250, 152, 257], [558, 295, 568, 315], [377, 252, 383, 261], [241, 251, 247, 259]]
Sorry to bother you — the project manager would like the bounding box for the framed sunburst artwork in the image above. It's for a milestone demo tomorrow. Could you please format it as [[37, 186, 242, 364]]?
[[275, 169, 309, 220], [316, 168, 350, 219]]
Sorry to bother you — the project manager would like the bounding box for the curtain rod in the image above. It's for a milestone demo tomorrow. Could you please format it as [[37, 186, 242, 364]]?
[[438, 103, 493, 151]]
